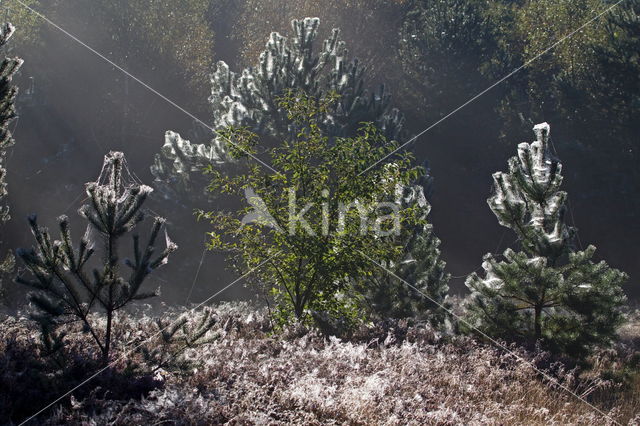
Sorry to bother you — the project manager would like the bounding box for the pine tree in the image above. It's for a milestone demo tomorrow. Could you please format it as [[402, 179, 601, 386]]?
[[356, 176, 450, 325], [16, 152, 177, 363], [465, 123, 627, 358], [0, 22, 23, 295], [151, 17, 405, 196], [151, 18, 448, 324]]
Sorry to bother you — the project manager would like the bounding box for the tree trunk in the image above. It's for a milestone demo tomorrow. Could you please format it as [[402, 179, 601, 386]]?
[[534, 304, 542, 340], [294, 298, 304, 319], [103, 310, 112, 365]]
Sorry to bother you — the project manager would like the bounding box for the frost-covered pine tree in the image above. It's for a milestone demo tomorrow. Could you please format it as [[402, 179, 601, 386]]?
[[465, 123, 627, 357], [357, 177, 450, 324], [0, 23, 21, 221], [0, 22, 23, 293], [152, 17, 447, 324], [151, 17, 405, 195], [17, 152, 177, 363]]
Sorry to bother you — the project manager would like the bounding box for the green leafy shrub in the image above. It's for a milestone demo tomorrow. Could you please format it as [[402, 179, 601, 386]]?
[[201, 91, 427, 329]]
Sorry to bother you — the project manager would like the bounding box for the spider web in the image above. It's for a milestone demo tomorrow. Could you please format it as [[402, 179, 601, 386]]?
[[82, 151, 175, 254]]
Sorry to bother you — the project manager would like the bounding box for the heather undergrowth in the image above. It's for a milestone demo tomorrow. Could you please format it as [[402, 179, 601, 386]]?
[[2, 302, 638, 425]]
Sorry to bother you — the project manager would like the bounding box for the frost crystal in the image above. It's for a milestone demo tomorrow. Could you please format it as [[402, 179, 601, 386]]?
[[151, 17, 405, 199]]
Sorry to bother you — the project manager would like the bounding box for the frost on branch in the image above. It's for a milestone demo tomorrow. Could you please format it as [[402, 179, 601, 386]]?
[[152, 131, 226, 193], [151, 17, 406, 197], [488, 122, 574, 259], [0, 21, 23, 294], [466, 123, 627, 358], [16, 151, 177, 363]]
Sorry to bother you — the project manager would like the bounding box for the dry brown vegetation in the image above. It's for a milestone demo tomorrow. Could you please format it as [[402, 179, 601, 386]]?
[[2, 302, 639, 425]]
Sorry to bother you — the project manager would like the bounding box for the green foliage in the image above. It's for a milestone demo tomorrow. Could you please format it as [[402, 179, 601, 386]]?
[[6, 0, 216, 81], [16, 152, 177, 363], [354, 205, 450, 325], [90, 0, 216, 90], [466, 123, 627, 358], [500, 0, 609, 131], [483, 0, 640, 213], [200, 91, 426, 329], [1, 0, 42, 48], [399, 0, 495, 117], [516, 0, 606, 78]]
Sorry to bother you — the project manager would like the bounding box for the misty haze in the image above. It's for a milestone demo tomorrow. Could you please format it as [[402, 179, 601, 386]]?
[[0, 0, 639, 424]]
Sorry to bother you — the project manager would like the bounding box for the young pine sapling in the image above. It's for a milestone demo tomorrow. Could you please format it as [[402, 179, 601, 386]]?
[[465, 123, 627, 358], [16, 151, 177, 364]]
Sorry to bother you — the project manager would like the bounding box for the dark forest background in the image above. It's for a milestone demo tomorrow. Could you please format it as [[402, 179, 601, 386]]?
[[2, 0, 638, 306]]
